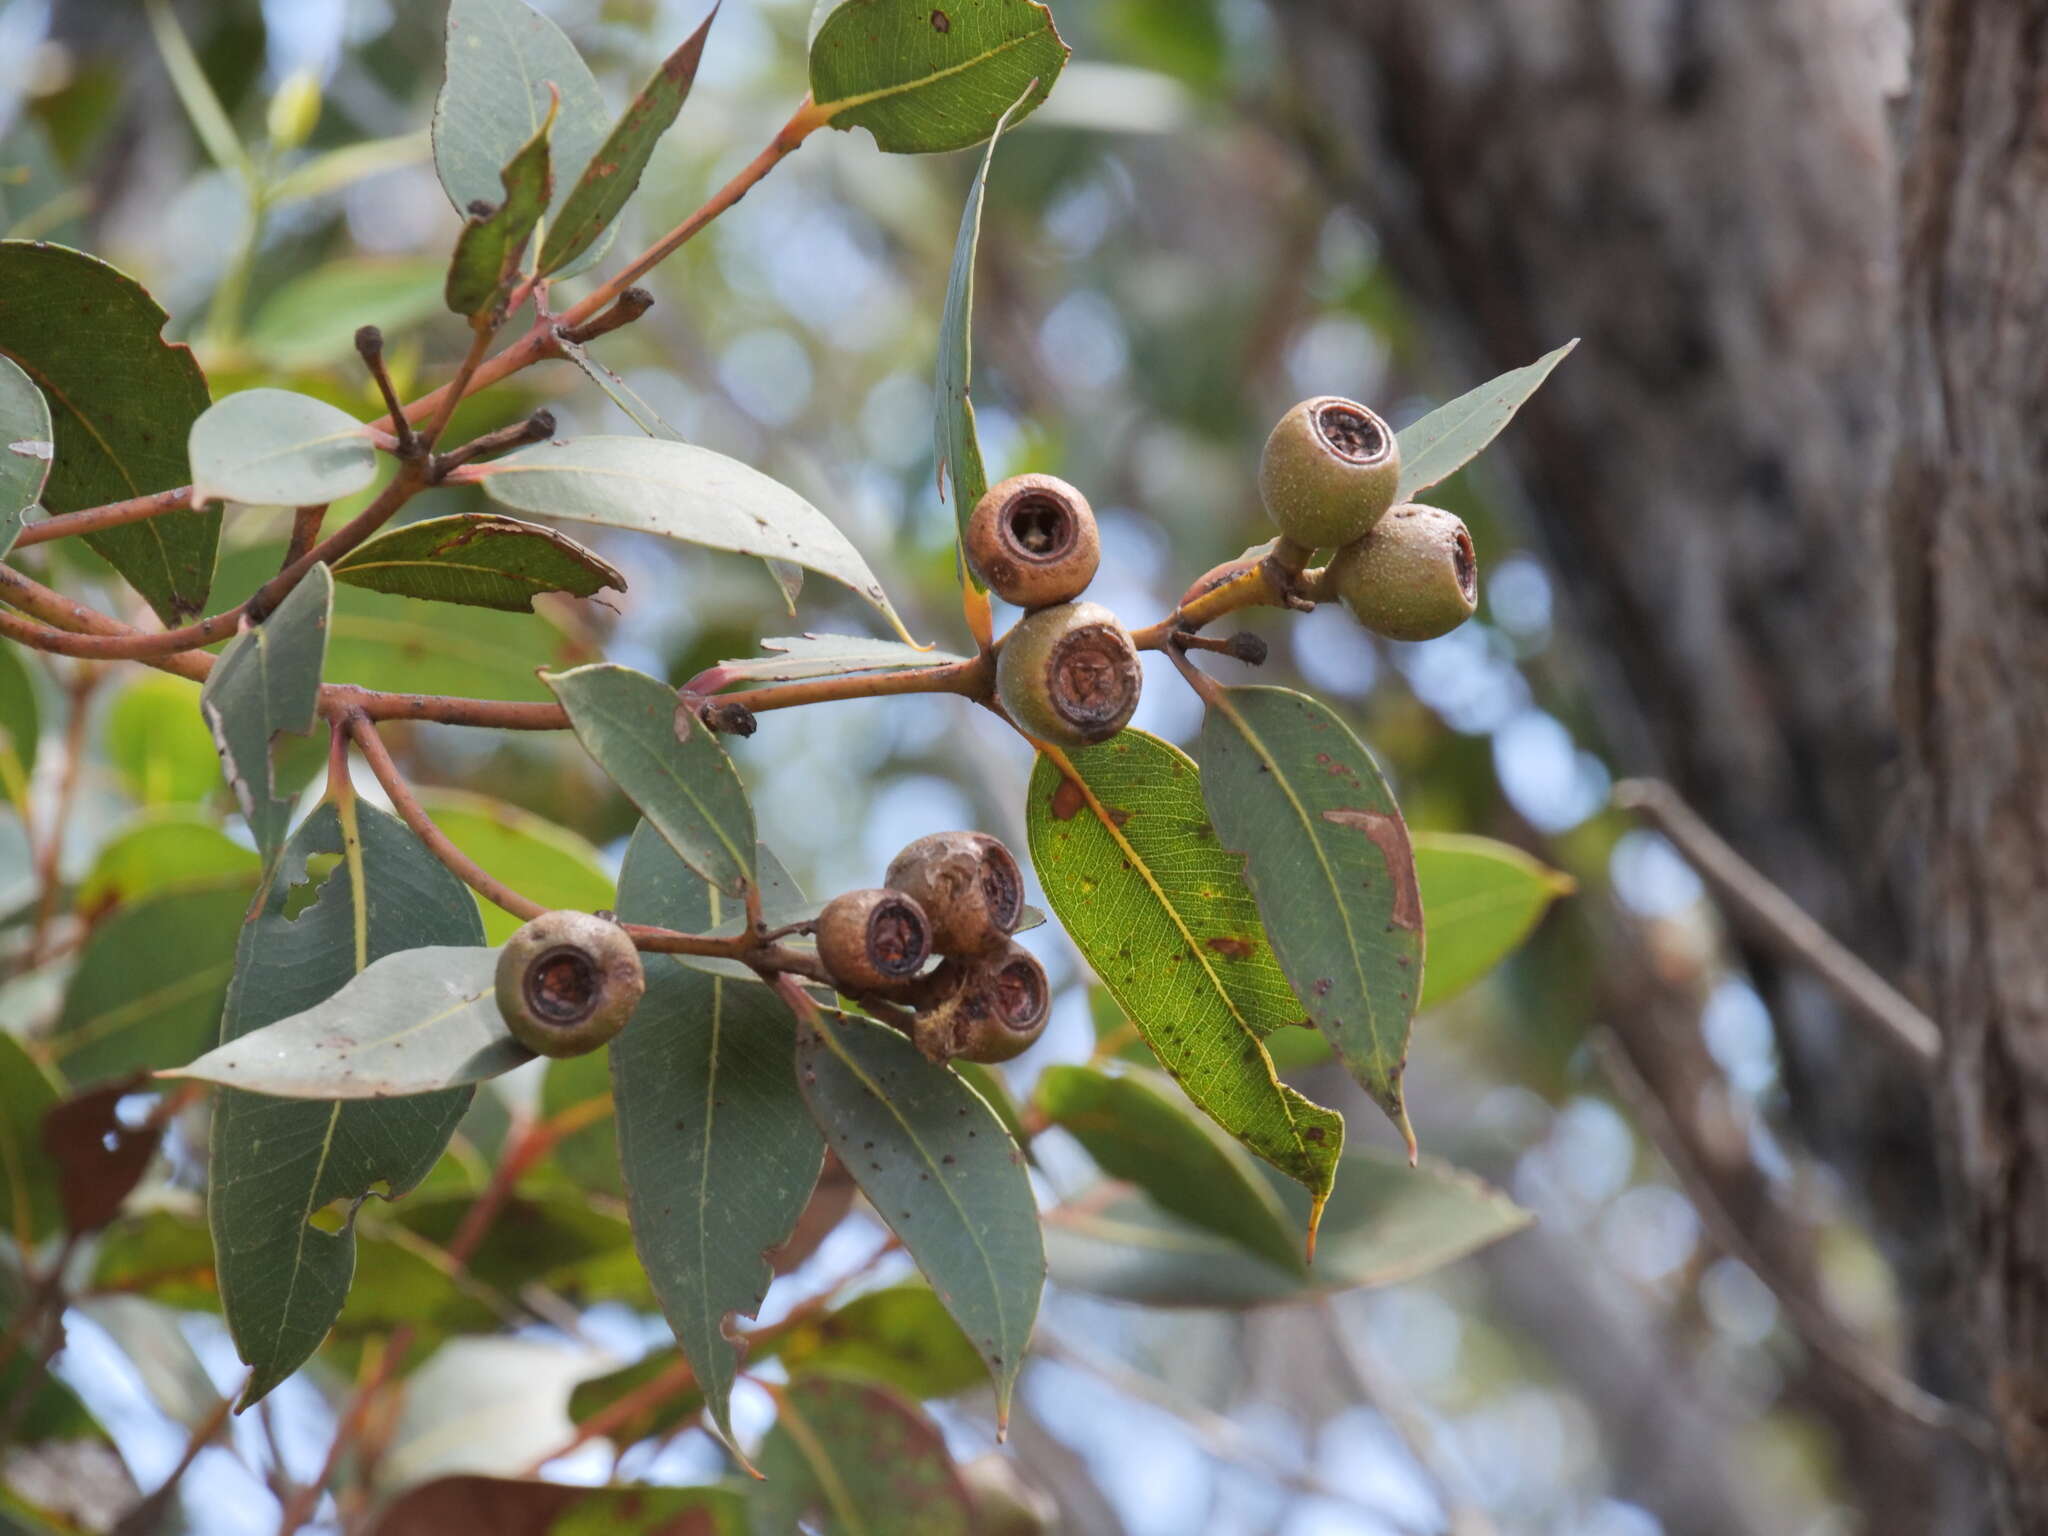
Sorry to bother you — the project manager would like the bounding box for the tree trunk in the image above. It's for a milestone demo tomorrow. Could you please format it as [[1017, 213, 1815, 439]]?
[[1276, 0, 2048, 1527]]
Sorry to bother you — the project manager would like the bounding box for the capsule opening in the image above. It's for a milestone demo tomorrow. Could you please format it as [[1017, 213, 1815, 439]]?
[[1005, 491, 1077, 562], [526, 945, 599, 1026], [1315, 401, 1389, 463]]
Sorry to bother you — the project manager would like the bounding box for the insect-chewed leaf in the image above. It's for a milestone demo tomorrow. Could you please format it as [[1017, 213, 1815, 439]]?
[[542, 663, 756, 898], [538, 7, 718, 276], [1412, 832, 1574, 1009], [169, 947, 531, 1099], [0, 353, 51, 558], [199, 563, 331, 871], [1025, 732, 1344, 1232], [468, 437, 910, 639], [0, 1032, 62, 1246], [187, 391, 379, 508], [432, 0, 614, 280], [810, 0, 1068, 155], [209, 799, 486, 1408], [714, 635, 969, 686], [372, 1476, 746, 1536], [332, 513, 623, 613], [1034, 1064, 1305, 1273], [795, 1012, 1042, 1429], [1197, 685, 1423, 1156], [751, 1374, 973, 1536], [0, 242, 214, 623], [444, 95, 554, 321], [1395, 340, 1577, 502], [611, 823, 822, 1467]]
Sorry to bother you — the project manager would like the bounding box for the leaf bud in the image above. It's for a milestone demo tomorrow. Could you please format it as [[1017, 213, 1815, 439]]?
[[494, 910, 645, 1058], [266, 67, 323, 154]]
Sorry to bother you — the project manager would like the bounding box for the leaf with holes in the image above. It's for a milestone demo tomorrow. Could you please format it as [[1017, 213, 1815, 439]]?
[[1198, 685, 1423, 1155], [209, 800, 486, 1408], [1395, 340, 1576, 503], [811, 0, 1068, 155], [0, 353, 50, 558], [0, 242, 213, 622], [445, 93, 553, 321], [609, 823, 823, 1465], [1025, 731, 1344, 1229], [188, 391, 380, 508], [333, 514, 623, 614], [751, 1374, 972, 1535], [796, 1012, 1041, 1428]]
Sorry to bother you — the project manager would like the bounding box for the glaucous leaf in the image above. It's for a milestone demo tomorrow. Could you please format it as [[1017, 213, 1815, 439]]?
[[0, 353, 51, 558], [543, 663, 755, 897], [1044, 1149, 1530, 1308], [612, 822, 823, 1462], [777, 1283, 986, 1401], [0, 242, 214, 622], [374, 1477, 746, 1536], [188, 391, 379, 508], [77, 809, 260, 916], [469, 437, 909, 638], [538, 7, 718, 276], [1395, 340, 1577, 503], [105, 673, 218, 806], [171, 946, 530, 1099], [1025, 732, 1344, 1227], [1412, 832, 1573, 1009], [433, 0, 613, 280], [810, 0, 1068, 155], [1198, 686, 1422, 1155], [199, 563, 332, 869], [796, 1013, 1041, 1427], [0, 1031, 62, 1246], [750, 1374, 972, 1536], [0, 640, 37, 793], [1035, 1064, 1304, 1273], [713, 635, 969, 686], [445, 96, 553, 321], [417, 788, 615, 946], [210, 800, 485, 1407], [333, 513, 624, 614]]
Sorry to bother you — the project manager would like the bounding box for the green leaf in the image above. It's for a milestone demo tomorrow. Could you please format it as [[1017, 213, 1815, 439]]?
[[209, 798, 486, 1408], [77, 809, 261, 915], [796, 1012, 1041, 1427], [245, 258, 447, 372], [539, 1049, 618, 1195], [0, 640, 38, 799], [779, 1283, 987, 1401], [433, 0, 614, 281], [328, 582, 568, 701], [612, 821, 824, 1462], [950, 1059, 1028, 1146], [0, 1251, 103, 1447], [1395, 340, 1577, 503], [714, 635, 970, 686], [199, 563, 332, 870], [49, 879, 255, 1084], [1034, 1064, 1304, 1274], [1044, 1148, 1530, 1308], [1025, 732, 1344, 1227], [171, 946, 531, 1099], [187, 390, 380, 508], [0, 352, 51, 558], [470, 437, 911, 640], [417, 788, 615, 946], [810, 0, 1068, 155], [104, 673, 219, 806], [0, 1032, 62, 1247], [543, 663, 756, 898], [750, 1375, 972, 1536], [333, 513, 624, 614], [375, 1477, 747, 1536], [1412, 832, 1573, 1009], [446, 95, 555, 321], [538, 7, 718, 277], [1197, 685, 1423, 1153], [0, 242, 214, 623], [393, 1186, 646, 1306]]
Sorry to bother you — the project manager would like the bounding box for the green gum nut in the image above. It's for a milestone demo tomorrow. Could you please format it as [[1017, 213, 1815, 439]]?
[[1259, 396, 1402, 549], [996, 600, 1142, 751], [494, 909, 645, 1058], [1330, 502, 1479, 642]]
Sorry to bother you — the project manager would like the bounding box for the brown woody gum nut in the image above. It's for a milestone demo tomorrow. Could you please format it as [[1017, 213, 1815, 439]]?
[[996, 600, 1142, 750], [966, 473, 1101, 610], [495, 910, 645, 1058], [913, 943, 1051, 1064], [1258, 395, 1402, 550], [885, 831, 1022, 957], [817, 888, 933, 991], [1330, 503, 1480, 642]]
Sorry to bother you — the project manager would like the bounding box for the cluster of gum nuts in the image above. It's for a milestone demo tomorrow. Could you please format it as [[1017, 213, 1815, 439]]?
[[487, 834, 1047, 1067]]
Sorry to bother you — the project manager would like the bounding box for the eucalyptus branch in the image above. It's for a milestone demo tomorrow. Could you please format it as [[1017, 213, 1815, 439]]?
[[1128, 546, 1317, 652], [430, 408, 556, 480], [353, 325, 418, 459], [691, 653, 995, 724], [280, 505, 327, 569], [11, 489, 195, 550], [558, 286, 654, 345]]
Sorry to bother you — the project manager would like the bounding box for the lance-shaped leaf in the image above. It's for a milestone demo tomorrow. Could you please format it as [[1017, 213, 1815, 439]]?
[[0, 354, 51, 559], [712, 635, 968, 686], [0, 1032, 62, 1248], [199, 564, 331, 870], [0, 242, 214, 623], [1035, 1064, 1304, 1274], [433, 0, 613, 280], [188, 391, 380, 508], [1412, 832, 1574, 1009], [612, 822, 822, 1465], [542, 663, 755, 897], [468, 436, 911, 639], [796, 1013, 1042, 1428], [332, 513, 623, 613], [209, 800, 485, 1408], [1198, 685, 1423, 1156], [538, 7, 718, 277], [444, 93, 554, 322], [810, 0, 1068, 155], [752, 1375, 973, 1536], [1395, 340, 1577, 502], [1025, 732, 1344, 1228], [169, 947, 531, 1099]]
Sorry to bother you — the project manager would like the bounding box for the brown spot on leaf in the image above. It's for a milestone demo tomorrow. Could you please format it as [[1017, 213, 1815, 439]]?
[[930, 8, 950, 30], [1322, 808, 1422, 930], [1051, 775, 1086, 820], [1205, 936, 1254, 961]]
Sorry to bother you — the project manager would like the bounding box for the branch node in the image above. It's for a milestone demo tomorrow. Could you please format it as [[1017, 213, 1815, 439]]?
[[558, 287, 655, 346], [431, 409, 557, 481]]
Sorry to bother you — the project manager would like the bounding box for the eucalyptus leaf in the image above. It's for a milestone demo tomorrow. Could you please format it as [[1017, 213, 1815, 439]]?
[[0, 352, 51, 558], [1395, 340, 1577, 502], [1025, 732, 1344, 1228], [777, 1283, 986, 1400], [796, 1012, 1041, 1427], [810, 0, 1068, 155], [188, 391, 379, 508], [0, 242, 214, 622], [0, 640, 37, 794], [417, 788, 615, 946], [246, 258, 446, 371], [77, 810, 260, 915], [0, 1031, 62, 1247], [1412, 832, 1574, 1008], [750, 1374, 972, 1536], [333, 513, 624, 613], [445, 97, 554, 321], [105, 673, 218, 806], [715, 635, 968, 686]]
